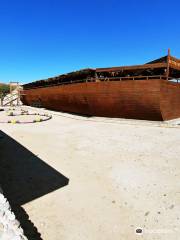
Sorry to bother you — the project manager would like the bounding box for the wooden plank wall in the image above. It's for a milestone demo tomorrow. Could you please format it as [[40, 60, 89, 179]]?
[[160, 81, 180, 120], [21, 80, 164, 120]]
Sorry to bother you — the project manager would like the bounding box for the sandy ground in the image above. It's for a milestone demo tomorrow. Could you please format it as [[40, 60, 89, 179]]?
[[0, 106, 180, 240]]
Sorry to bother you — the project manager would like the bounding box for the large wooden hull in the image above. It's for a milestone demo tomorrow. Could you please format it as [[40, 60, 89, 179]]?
[[21, 79, 180, 121]]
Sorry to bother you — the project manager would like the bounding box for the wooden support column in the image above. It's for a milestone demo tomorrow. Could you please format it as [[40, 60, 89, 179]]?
[[166, 48, 170, 80], [10, 83, 13, 107]]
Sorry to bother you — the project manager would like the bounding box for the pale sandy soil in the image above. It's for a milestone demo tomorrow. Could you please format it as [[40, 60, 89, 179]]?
[[0, 106, 180, 240]]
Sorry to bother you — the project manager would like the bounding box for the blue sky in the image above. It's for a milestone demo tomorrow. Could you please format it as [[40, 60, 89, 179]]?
[[0, 0, 180, 83]]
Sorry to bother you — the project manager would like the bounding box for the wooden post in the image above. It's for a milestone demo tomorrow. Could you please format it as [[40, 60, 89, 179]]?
[[10, 83, 13, 107], [166, 48, 170, 81], [17, 83, 20, 106]]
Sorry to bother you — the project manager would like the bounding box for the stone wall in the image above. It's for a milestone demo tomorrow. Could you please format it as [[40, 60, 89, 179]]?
[[0, 188, 27, 240]]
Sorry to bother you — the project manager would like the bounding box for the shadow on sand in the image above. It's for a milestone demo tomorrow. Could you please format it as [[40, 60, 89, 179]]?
[[0, 130, 69, 239]]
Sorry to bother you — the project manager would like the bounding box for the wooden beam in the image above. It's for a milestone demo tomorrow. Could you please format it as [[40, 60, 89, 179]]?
[[96, 62, 167, 73]]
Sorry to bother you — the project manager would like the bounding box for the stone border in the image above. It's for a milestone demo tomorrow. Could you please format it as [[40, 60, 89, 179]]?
[[0, 111, 52, 124]]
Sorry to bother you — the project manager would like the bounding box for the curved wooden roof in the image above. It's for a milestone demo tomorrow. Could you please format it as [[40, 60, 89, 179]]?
[[23, 50, 180, 89], [96, 54, 180, 73]]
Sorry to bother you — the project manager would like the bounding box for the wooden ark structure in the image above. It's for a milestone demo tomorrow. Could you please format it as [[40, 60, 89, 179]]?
[[21, 50, 180, 121]]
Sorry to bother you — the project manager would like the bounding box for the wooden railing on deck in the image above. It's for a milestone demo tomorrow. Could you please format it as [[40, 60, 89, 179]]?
[[23, 75, 180, 90]]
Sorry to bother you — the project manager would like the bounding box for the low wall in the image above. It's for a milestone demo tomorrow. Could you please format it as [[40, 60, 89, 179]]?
[[0, 188, 27, 239]]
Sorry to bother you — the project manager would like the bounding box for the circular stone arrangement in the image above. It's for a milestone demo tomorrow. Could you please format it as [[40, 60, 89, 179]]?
[[0, 108, 52, 124]]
